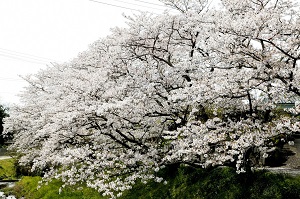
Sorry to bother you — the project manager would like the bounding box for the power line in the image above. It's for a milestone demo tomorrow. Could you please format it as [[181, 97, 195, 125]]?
[[110, 0, 165, 10], [0, 77, 25, 82], [0, 48, 57, 65], [0, 53, 49, 65], [88, 0, 160, 14], [0, 51, 51, 64], [0, 91, 20, 95], [132, 0, 167, 7], [0, 48, 56, 62], [89, 0, 142, 11]]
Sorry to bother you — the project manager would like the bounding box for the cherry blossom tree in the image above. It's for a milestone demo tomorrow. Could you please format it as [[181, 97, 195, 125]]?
[[0, 104, 9, 145], [4, 0, 300, 197]]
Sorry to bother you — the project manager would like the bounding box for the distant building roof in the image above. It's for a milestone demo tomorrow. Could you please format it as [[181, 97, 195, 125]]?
[[276, 95, 300, 104]]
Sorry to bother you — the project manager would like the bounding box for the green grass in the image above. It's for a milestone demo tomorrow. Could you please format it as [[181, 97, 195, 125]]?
[[4, 165, 300, 199], [8, 176, 106, 199], [0, 158, 16, 180]]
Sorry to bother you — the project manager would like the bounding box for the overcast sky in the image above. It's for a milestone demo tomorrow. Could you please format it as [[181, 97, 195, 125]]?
[[0, 0, 169, 105]]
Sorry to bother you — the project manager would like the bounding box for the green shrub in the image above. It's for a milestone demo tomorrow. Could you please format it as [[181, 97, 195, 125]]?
[[5, 165, 300, 199], [124, 166, 300, 199]]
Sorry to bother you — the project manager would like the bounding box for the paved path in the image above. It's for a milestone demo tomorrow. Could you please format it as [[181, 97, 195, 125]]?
[[261, 139, 300, 176], [0, 156, 11, 160], [263, 167, 300, 176], [282, 139, 300, 169]]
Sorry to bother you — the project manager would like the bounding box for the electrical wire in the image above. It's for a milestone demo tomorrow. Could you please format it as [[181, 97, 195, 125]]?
[[89, 0, 143, 11], [0, 77, 25, 82], [0, 92, 19, 95], [0, 52, 49, 64], [0, 48, 56, 65], [88, 0, 160, 14], [0, 48, 56, 62], [109, 0, 165, 10], [132, 0, 167, 7], [0, 53, 49, 65], [0, 79, 24, 82]]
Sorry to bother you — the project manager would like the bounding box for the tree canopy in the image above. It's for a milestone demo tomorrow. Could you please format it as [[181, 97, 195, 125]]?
[[4, 0, 300, 198], [0, 104, 9, 145]]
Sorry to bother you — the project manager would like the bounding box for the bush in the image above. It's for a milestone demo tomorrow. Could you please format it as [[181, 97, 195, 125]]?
[[6, 165, 300, 199], [124, 166, 300, 199]]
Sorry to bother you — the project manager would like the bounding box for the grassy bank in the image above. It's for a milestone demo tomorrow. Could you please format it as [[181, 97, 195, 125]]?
[[122, 166, 300, 199], [4, 165, 300, 199], [8, 176, 102, 199], [0, 158, 16, 180]]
